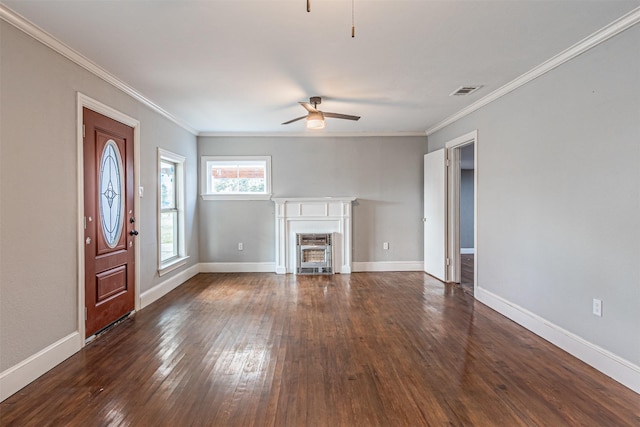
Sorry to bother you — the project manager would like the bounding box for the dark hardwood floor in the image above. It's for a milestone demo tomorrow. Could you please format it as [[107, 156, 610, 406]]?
[[1, 272, 638, 426], [460, 253, 474, 296]]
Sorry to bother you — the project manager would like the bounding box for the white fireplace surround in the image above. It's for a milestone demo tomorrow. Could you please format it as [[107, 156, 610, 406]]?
[[272, 197, 356, 274]]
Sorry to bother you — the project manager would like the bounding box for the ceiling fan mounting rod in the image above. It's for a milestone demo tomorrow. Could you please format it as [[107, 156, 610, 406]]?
[[310, 96, 321, 108], [306, 0, 355, 38]]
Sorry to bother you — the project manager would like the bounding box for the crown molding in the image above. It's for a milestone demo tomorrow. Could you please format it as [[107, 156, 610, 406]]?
[[426, 6, 640, 136], [4, 2, 637, 139], [197, 131, 427, 138], [0, 4, 198, 136]]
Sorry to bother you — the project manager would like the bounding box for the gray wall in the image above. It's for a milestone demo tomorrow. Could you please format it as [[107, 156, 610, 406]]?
[[0, 21, 199, 370], [460, 169, 474, 249], [428, 24, 640, 365], [198, 136, 428, 263]]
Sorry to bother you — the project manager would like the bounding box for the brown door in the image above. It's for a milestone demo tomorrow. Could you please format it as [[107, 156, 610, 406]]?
[[83, 108, 136, 338]]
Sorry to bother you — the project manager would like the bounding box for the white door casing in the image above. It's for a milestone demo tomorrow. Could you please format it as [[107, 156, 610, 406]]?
[[445, 130, 478, 289]]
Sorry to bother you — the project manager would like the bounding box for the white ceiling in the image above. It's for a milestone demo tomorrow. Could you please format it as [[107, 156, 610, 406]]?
[[3, 0, 639, 135]]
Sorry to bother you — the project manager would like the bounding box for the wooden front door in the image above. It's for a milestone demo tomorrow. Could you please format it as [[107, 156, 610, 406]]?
[[83, 108, 136, 338]]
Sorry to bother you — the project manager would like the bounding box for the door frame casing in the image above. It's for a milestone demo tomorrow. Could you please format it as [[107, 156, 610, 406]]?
[[445, 130, 478, 291], [76, 93, 141, 342]]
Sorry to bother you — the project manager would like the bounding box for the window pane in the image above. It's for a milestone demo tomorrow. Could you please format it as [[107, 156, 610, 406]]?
[[238, 165, 265, 192], [99, 140, 124, 248], [160, 211, 178, 262], [160, 161, 176, 209], [211, 165, 238, 193]]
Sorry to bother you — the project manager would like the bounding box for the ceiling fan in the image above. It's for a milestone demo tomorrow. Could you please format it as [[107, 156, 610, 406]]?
[[282, 96, 361, 129]]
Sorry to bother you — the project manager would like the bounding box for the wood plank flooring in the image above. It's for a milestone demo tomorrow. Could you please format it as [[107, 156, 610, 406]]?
[[1, 272, 638, 426], [460, 254, 474, 296]]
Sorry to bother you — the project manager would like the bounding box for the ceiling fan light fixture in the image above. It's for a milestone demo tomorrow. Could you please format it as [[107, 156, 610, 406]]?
[[306, 111, 325, 129], [282, 97, 358, 128]]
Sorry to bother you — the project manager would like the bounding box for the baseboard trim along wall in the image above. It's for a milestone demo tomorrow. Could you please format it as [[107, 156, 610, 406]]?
[[140, 264, 200, 309], [476, 287, 640, 394], [199, 262, 276, 273], [352, 261, 423, 272], [0, 332, 82, 402], [200, 261, 424, 274]]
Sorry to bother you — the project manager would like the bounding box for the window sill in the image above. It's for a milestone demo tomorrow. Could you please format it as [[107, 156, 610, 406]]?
[[200, 193, 272, 201], [158, 256, 190, 277]]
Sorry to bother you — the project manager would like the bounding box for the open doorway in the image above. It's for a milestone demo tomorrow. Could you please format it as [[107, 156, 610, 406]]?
[[445, 131, 477, 295], [458, 144, 475, 294]]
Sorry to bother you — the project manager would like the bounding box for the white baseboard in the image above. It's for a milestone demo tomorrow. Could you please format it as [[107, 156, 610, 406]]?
[[203, 261, 421, 273], [199, 262, 276, 273], [352, 261, 423, 272], [460, 248, 475, 254], [140, 264, 200, 309], [476, 287, 640, 394], [0, 332, 82, 402]]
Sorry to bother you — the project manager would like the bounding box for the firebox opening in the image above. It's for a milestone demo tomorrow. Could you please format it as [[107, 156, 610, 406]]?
[[296, 233, 333, 274]]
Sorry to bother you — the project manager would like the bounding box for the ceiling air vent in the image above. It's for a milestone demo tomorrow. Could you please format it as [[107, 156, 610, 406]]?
[[450, 85, 483, 96]]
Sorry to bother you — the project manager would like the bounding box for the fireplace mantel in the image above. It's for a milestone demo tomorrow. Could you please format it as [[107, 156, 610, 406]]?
[[272, 197, 356, 274]]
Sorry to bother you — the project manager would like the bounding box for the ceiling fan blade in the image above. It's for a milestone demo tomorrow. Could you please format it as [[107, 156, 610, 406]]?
[[299, 102, 319, 113], [323, 112, 361, 121], [282, 115, 307, 125]]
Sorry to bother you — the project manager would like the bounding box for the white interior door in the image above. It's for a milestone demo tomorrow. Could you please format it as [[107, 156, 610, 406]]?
[[424, 149, 446, 281]]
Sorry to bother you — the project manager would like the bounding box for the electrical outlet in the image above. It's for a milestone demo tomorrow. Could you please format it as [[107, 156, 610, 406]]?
[[592, 298, 602, 317], [383, 242, 389, 250], [238, 242, 243, 251]]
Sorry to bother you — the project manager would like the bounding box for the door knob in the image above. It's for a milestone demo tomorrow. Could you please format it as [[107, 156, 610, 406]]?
[[129, 230, 139, 236]]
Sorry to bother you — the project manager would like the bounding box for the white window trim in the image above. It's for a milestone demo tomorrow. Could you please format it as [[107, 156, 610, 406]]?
[[200, 155, 272, 200], [158, 255, 189, 277], [158, 148, 189, 276]]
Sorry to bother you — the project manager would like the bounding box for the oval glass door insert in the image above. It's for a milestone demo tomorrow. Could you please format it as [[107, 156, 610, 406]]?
[[99, 139, 124, 248]]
